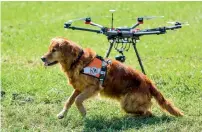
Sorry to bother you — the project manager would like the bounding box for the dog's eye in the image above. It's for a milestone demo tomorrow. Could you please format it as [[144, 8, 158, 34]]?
[[52, 49, 56, 52]]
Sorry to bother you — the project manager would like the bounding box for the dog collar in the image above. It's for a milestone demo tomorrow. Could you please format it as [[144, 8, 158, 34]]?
[[70, 49, 84, 69]]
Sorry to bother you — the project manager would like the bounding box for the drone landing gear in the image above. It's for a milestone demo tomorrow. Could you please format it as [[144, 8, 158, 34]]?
[[105, 39, 146, 75], [132, 41, 146, 75], [105, 40, 114, 58]]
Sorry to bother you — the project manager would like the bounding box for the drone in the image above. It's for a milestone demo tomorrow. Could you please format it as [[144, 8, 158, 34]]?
[[64, 10, 189, 75]]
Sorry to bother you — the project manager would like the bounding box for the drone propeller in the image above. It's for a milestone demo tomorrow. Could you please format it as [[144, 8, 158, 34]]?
[[66, 16, 114, 23], [167, 21, 189, 26], [131, 16, 164, 20], [66, 17, 90, 24], [142, 16, 164, 20]]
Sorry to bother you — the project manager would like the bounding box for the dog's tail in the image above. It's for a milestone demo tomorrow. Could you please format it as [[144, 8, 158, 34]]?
[[149, 82, 184, 116]]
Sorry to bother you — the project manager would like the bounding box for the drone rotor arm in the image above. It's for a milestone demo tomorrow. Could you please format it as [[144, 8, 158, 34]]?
[[64, 17, 106, 34], [165, 25, 182, 30], [65, 26, 102, 33], [131, 23, 140, 30], [133, 31, 163, 36], [131, 17, 145, 30], [134, 24, 183, 36]]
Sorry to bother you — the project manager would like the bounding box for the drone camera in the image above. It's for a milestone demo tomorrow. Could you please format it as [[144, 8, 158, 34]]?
[[115, 55, 126, 62]]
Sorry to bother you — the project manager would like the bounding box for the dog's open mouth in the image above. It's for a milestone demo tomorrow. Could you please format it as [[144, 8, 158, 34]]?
[[44, 61, 58, 66]]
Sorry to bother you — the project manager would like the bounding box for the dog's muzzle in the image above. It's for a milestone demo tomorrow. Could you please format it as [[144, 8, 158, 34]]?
[[41, 56, 58, 66], [41, 57, 46, 62]]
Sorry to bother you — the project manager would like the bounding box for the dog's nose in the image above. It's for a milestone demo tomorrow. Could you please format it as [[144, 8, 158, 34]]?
[[41, 57, 46, 62]]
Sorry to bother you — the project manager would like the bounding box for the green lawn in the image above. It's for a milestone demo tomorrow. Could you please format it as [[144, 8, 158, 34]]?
[[1, 2, 202, 132]]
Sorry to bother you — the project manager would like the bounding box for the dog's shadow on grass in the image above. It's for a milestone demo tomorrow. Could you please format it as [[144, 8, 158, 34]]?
[[83, 114, 174, 131]]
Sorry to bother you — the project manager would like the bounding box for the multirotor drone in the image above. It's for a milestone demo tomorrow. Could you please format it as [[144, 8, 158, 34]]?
[[64, 10, 188, 74]]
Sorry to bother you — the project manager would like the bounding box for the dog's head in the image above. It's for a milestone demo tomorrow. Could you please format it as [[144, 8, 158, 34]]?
[[41, 37, 81, 67]]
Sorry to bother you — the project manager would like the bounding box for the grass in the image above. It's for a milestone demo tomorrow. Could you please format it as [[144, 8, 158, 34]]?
[[1, 1, 202, 132]]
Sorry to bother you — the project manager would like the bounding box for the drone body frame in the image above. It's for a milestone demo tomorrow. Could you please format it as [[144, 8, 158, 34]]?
[[64, 11, 187, 74]]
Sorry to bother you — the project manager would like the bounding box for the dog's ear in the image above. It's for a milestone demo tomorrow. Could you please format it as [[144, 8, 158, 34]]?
[[59, 41, 77, 58], [59, 41, 71, 57]]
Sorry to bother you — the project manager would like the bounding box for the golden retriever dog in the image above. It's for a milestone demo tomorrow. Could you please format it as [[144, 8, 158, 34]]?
[[41, 37, 183, 119]]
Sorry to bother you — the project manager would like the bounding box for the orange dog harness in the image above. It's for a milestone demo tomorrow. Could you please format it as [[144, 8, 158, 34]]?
[[80, 56, 109, 86]]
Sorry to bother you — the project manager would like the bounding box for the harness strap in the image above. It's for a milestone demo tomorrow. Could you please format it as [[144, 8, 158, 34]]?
[[80, 55, 110, 86], [99, 60, 108, 86], [96, 55, 111, 86]]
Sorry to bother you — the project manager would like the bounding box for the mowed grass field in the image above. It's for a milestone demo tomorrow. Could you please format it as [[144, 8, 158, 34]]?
[[1, 1, 202, 132]]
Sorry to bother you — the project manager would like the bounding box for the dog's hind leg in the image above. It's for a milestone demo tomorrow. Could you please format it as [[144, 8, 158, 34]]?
[[120, 92, 152, 117], [57, 90, 81, 119], [75, 86, 98, 117]]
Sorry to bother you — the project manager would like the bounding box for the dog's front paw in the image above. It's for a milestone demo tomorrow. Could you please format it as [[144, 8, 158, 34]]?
[[57, 109, 67, 119]]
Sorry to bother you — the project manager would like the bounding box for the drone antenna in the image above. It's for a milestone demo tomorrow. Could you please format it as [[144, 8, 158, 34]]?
[[109, 10, 116, 29]]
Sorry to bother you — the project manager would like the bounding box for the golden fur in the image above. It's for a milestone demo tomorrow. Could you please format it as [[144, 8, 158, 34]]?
[[41, 37, 184, 119]]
